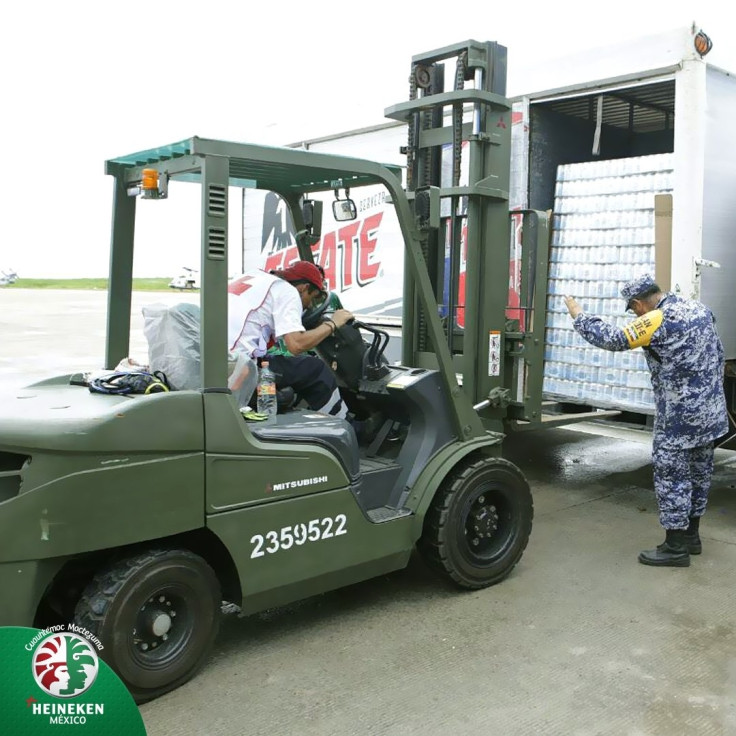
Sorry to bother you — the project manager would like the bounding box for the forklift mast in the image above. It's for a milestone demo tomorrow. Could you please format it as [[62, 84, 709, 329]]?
[[385, 40, 550, 431]]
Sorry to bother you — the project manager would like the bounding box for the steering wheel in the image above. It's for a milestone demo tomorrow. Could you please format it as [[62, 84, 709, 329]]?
[[302, 291, 336, 330]]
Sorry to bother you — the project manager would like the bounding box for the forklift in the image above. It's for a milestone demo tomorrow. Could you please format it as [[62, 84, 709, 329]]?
[[0, 40, 551, 702]]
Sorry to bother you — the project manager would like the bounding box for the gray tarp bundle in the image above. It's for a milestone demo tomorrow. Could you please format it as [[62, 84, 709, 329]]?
[[143, 302, 257, 408]]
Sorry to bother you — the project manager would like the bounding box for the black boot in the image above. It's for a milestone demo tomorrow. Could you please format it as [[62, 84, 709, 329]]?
[[685, 516, 702, 555], [639, 529, 690, 567], [656, 516, 702, 555]]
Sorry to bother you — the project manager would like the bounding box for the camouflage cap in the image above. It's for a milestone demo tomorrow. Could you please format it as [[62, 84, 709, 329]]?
[[620, 273, 657, 308]]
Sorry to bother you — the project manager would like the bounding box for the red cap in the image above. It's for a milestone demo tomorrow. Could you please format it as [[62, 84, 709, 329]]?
[[282, 261, 325, 292]]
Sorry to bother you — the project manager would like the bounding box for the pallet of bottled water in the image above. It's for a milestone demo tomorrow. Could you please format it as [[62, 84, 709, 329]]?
[[543, 153, 674, 414]]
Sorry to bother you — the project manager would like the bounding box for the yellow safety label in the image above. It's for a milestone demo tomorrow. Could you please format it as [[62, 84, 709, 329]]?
[[488, 330, 501, 377], [623, 309, 663, 348]]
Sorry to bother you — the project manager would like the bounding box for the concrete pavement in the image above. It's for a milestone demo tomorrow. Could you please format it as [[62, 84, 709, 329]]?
[[0, 288, 198, 388], [139, 424, 736, 736], [1, 289, 735, 735]]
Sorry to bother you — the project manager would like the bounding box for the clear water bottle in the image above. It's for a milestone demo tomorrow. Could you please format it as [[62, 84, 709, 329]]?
[[256, 362, 277, 417]]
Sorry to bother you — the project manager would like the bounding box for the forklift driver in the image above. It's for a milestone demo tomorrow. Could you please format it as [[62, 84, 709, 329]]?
[[227, 261, 354, 418]]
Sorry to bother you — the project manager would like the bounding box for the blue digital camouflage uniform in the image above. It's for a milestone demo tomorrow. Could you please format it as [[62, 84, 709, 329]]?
[[572, 285, 728, 530]]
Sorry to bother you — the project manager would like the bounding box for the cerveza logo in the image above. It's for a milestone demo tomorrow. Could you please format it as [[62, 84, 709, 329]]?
[[27, 626, 105, 724], [267, 475, 328, 493], [0, 626, 146, 733]]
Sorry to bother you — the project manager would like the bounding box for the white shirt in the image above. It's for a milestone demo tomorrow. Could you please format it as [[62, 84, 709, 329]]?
[[227, 269, 305, 357]]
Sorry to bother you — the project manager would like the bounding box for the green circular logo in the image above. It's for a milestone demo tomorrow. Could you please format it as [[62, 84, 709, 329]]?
[[0, 626, 147, 734]]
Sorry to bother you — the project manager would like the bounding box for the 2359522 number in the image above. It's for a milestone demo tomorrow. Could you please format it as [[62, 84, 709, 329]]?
[[250, 514, 348, 558]]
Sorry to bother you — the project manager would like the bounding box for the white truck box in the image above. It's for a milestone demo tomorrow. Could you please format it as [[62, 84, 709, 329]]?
[[510, 24, 736, 413]]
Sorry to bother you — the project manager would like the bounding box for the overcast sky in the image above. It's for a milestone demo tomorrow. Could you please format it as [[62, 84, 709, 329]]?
[[0, 0, 732, 279]]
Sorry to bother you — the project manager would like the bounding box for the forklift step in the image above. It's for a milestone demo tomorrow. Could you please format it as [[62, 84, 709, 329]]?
[[366, 506, 413, 523]]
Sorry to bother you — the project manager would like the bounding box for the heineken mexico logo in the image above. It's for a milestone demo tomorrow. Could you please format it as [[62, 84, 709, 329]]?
[[0, 625, 146, 733], [29, 628, 101, 698]]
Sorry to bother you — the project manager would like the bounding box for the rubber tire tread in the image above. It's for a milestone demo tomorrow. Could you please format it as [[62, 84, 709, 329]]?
[[75, 548, 221, 703], [418, 457, 533, 590]]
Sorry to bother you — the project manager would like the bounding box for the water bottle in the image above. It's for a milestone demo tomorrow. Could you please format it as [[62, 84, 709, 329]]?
[[256, 362, 277, 417]]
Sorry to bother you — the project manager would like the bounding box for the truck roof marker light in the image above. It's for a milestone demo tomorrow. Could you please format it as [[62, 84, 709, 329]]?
[[694, 30, 713, 57]]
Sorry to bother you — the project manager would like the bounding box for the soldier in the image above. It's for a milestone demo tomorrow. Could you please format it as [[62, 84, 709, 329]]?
[[564, 274, 729, 567]]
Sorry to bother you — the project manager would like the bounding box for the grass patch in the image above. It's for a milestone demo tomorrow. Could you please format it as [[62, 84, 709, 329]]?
[[6, 278, 176, 291]]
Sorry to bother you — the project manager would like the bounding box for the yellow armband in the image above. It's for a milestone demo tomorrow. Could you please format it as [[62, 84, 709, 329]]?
[[623, 309, 663, 348]]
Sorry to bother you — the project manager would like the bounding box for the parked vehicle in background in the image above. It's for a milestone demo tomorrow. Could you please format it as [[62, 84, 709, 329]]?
[[169, 266, 200, 290], [0, 267, 18, 286]]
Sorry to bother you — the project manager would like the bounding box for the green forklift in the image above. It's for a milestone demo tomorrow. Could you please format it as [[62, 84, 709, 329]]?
[[0, 40, 553, 702]]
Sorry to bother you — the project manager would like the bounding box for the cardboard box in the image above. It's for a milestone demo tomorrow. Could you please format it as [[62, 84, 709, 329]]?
[[654, 194, 673, 291]]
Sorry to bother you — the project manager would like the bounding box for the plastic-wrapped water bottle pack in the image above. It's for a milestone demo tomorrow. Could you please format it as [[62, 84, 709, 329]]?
[[543, 153, 674, 414]]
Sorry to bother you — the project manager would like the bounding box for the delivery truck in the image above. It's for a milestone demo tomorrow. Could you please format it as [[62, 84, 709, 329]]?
[[244, 23, 736, 426], [509, 23, 736, 420]]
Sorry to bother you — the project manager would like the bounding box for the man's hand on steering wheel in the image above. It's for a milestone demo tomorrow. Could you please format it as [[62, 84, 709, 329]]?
[[329, 309, 354, 329], [302, 291, 353, 330]]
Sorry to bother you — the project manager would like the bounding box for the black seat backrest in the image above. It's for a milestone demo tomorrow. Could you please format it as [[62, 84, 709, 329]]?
[[315, 326, 368, 391]]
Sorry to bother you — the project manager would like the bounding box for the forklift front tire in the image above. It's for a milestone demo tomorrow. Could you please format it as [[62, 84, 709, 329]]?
[[74, 549, 221, 703], [419, 457, 533, 589]]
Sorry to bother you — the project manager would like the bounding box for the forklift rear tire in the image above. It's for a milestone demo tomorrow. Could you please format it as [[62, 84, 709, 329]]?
[[74, 549, 221, 703], [419, 457, 533, 589]]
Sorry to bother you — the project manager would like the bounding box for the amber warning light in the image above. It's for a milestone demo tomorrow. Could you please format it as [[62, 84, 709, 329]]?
[[141, 168, 168, 199], [141, 169, 158, 192], [128, 169, 168, 199]]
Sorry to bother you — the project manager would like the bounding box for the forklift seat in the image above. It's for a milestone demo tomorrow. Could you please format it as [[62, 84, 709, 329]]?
[[249, 411, 360, 481]]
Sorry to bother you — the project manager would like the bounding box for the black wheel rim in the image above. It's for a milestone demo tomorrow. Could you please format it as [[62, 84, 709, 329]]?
[[130, 585, 195, 670], [458, 486, 512, 566]]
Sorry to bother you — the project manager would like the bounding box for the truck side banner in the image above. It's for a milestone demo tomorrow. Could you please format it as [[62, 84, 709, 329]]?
[[242, 115, 526, 328], [440, 207, 524, 330], [441, 135, 525, 330], [242, 186, 404, 324]]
